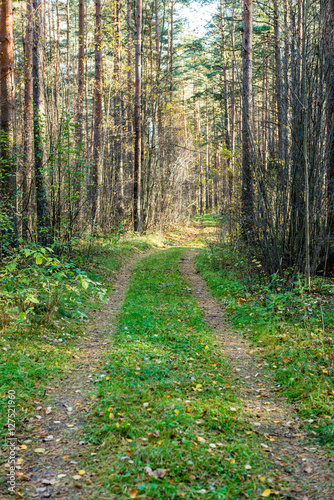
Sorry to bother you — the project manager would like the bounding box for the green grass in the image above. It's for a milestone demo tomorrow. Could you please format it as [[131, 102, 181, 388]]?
[[78, 249, 277, 499], [0, 233, 162, 442], [194, 214, 222, 228], [196, 243, 334, 447]]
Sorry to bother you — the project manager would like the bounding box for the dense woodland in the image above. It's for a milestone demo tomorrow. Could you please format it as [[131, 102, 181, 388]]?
[[1, 0, 334, 281]]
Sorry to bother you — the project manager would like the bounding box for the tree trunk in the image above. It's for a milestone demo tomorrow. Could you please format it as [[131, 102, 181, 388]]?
[[273, 0, 284, 163], [220, 0, 232, 203], [91, 0, 102, 224], [0, 0, 16, 246], [22, 0, 33, 239], [134, 0, 142, 232], [327, 0, 334, 244], [241, 0, 254, 237], [33, 0, 50, 245], [75, 0, 85, 213]]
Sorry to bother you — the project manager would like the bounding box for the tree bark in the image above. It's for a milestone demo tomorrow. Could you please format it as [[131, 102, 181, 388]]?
[[22, 0, 33, 239], [75, 0, 85, 212], [33, 0, 50, 245], [91, 0, 102, 225], [241, 0, 254, 237], [0, 0, 16, 246], [134, 0, 142, 232]]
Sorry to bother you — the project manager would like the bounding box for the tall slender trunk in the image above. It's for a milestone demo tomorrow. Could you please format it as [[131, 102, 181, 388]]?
[[326, 0, 334, 243], [0, 0, 16, 246], [241, 0, 254, 236], [302, 0, 310, 286], [91, 0, 102, 224], [230, 11, 236, 200], [75, 0, 85, 212], [22, 0, 33, 239], [134, 0, 142, 231], [273, 0, 284, 163], [33, 0, 50, 245], [127, 0, 133, 185], [220, 0, 231, 203], [66, 0, 70, 111], [205, 91, 209, 211], [170, 0, 174, 97]]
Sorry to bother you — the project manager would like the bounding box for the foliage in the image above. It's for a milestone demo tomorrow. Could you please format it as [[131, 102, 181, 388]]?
[[0, 232, 161, 445], [0, 242, 107, 332], [197, 243, 334, 446]]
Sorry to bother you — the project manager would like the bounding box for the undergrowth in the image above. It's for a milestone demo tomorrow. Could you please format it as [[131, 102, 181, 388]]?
[[197, 242, 334, 447], [0, 231, 162, 439]]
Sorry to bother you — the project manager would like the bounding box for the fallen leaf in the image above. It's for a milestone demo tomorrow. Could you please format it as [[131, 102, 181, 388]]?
[[19, 444, 27, 450], [78, 470, 86, 476], [152, 468, 167, 479], [34, 448, 45, 454], [72, 475, 82, 480], [304, 466, 312, 474], [197, 436, 206, 443], [129, 488, 138, 498], [262, 490, 271, 497], [42, 479, 56, 485], [20, 475, 31, 481], [245, 465, 252, 470]]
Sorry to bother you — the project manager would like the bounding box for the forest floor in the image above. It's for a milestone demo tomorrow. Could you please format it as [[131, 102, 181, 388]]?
[[1, 216, 333, 499]]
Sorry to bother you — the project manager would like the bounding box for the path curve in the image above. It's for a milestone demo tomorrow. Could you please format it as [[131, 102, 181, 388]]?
[[180, 250, 334, 500]]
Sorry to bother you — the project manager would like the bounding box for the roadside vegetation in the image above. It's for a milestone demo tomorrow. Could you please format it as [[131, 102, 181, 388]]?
[[0, 230, 163, 436], [197, 233, 334, 448]]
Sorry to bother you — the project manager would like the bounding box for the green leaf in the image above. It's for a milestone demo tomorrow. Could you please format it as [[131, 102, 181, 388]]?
[[36, 255, 43, 265]]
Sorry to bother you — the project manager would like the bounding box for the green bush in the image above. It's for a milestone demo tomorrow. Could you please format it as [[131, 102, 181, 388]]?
[[0, 243, 106, 331]]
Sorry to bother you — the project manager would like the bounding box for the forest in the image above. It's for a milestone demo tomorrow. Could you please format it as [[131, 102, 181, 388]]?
[[1, 0, 334, 498]]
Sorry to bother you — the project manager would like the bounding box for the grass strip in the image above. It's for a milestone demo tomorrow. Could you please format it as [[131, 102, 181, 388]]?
[[196, 244, 334, 447], [82, 249, 273, 499]]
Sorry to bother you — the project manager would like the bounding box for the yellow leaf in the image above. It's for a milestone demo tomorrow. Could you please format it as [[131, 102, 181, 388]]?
[[197, 436, 206, 443], [129, 488, 138, 498], [259, 476, 266, 482], [106, 376, 111, 380], [262, 489, 271, 497], [19, 444, 27, 450], [174, 409, 179, 416], [78, 470, 85, 476], [109, 413, 114, 419], [34, 448, 45, 453], [229, 459, 235, 464]]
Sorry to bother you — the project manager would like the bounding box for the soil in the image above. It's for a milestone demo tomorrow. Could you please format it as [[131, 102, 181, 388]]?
[[179, 250, 334, 500], [13, 251, 154, 499]]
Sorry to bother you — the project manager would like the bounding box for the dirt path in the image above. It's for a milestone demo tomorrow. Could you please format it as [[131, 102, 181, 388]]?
[[180, 250, 334, 500], [16, 251, 154, 499]]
